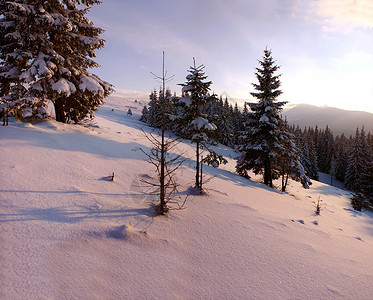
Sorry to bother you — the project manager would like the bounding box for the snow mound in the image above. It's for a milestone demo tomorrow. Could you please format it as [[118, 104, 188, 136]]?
[[106, 224, 151, 244]]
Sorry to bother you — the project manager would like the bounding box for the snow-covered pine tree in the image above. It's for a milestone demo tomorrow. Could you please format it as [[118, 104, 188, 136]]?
[[333, 134, 348, 182], [0, 0, 112, 123], [360, 128, 373, 205], [145, 89, 173, 129], [277, 120, 311, 191], [160, 88, 173, 129], [299, 131, 319, 180], [231, 103, 243, 145], [232, 103, 241, 129], [365, 132, 373, 203], [236, 48, 286, 187], [177, 59, 225, 191], [346, 127, 373, 209], [140, 105, 149, 123], [235, 103, 250, 146], [316, 126, 334, 174], [146, 90, 161, 127], [345, 128, 365, 191], [367, 132, 373, 155], [215, 97, 234, 147]]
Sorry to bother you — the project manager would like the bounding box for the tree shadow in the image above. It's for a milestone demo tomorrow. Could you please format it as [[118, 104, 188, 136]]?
[[95, 106, 147, 130], [206, 164, 286, 195], [3, 106, 183, 161], [1, 206, 150, 223], [0, 189, 153, 224], [4, 122, 152, 160]]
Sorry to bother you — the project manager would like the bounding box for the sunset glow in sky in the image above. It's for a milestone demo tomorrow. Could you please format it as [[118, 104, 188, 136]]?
[[88, 0, 373, 112]]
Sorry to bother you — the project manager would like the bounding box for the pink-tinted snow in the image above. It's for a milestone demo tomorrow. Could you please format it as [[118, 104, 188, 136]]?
[[1, 95, 372, 299]]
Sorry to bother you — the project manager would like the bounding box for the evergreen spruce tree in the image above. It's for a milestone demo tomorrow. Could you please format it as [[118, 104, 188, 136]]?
[[316, 126, 334, 173], [177, 59, 225, 191], [232, 103, 243, 145], [140, 105, 149, 123], [299, 132, 319, 180], [0, 0, 113, 123], [236, 48, 286, 187], [147, 90, 161, 127], [367, 132, 373, 155], [346, 127, 373, 209], [216, 97, 234, 147], [277, 120, 311, 191], [365, 132, 373, 204], [360, 128, 373, 204], [345, 128, 365, 191], [334, 134, 348, 182]]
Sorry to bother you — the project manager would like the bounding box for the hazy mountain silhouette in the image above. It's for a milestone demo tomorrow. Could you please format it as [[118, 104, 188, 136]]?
[[284, 104, 373, 137]]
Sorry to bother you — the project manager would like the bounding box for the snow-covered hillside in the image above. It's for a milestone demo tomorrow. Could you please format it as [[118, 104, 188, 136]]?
[[1, 96, 372, 299]]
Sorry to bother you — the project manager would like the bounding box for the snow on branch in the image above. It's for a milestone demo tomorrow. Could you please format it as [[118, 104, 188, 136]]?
[[52, 78, 76, 96], [191, 117, 217, 130], [79, 73, 105, 94]]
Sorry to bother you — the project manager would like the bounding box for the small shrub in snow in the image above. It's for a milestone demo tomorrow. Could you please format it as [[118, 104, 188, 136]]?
[[314, 196, 325, 215]]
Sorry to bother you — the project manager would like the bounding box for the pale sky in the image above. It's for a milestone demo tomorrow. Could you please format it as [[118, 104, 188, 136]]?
[[88, 0, 373, 113]]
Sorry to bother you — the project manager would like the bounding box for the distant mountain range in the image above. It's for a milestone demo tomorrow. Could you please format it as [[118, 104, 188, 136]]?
[[283, 104, 373, 137]]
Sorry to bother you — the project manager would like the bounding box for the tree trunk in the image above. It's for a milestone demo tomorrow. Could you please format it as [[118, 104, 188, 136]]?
[[196, 141, 200, 189], [282, 173, 288, 192], [200, 157, 203, 191], [268, 158, 273, 188], [264, 156, 273, 187], [159, 116, 166, 212], [159, 51, 167, 214], [54, 100, 66, 123], [264, 156, 269, 186]]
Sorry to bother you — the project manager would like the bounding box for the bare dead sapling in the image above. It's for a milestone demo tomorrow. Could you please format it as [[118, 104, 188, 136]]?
[[136, 52, 187, 215]]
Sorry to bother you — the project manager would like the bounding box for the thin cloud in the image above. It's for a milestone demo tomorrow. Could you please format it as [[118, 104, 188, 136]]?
[[314, 0, 373, 31]]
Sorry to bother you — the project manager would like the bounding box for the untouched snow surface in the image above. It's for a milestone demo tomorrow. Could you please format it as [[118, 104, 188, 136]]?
[[1, 96, 373, 299]]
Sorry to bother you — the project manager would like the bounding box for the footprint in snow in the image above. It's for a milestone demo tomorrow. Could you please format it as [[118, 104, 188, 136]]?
[[290, 219, 305, 225]]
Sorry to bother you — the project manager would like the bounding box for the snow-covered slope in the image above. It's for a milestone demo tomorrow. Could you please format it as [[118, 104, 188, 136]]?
[[1, 97, 373, 299]]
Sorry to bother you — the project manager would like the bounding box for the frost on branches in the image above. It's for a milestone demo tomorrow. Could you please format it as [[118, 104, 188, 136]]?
[[0, 0, 113, 123]]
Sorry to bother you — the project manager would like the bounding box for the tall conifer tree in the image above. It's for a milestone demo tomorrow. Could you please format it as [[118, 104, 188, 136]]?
[[236, 48, 286, 187], [0, 0, 112, 123]]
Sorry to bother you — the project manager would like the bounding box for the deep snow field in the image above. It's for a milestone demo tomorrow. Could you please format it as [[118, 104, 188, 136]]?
[[1, 96, 373, 299]]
